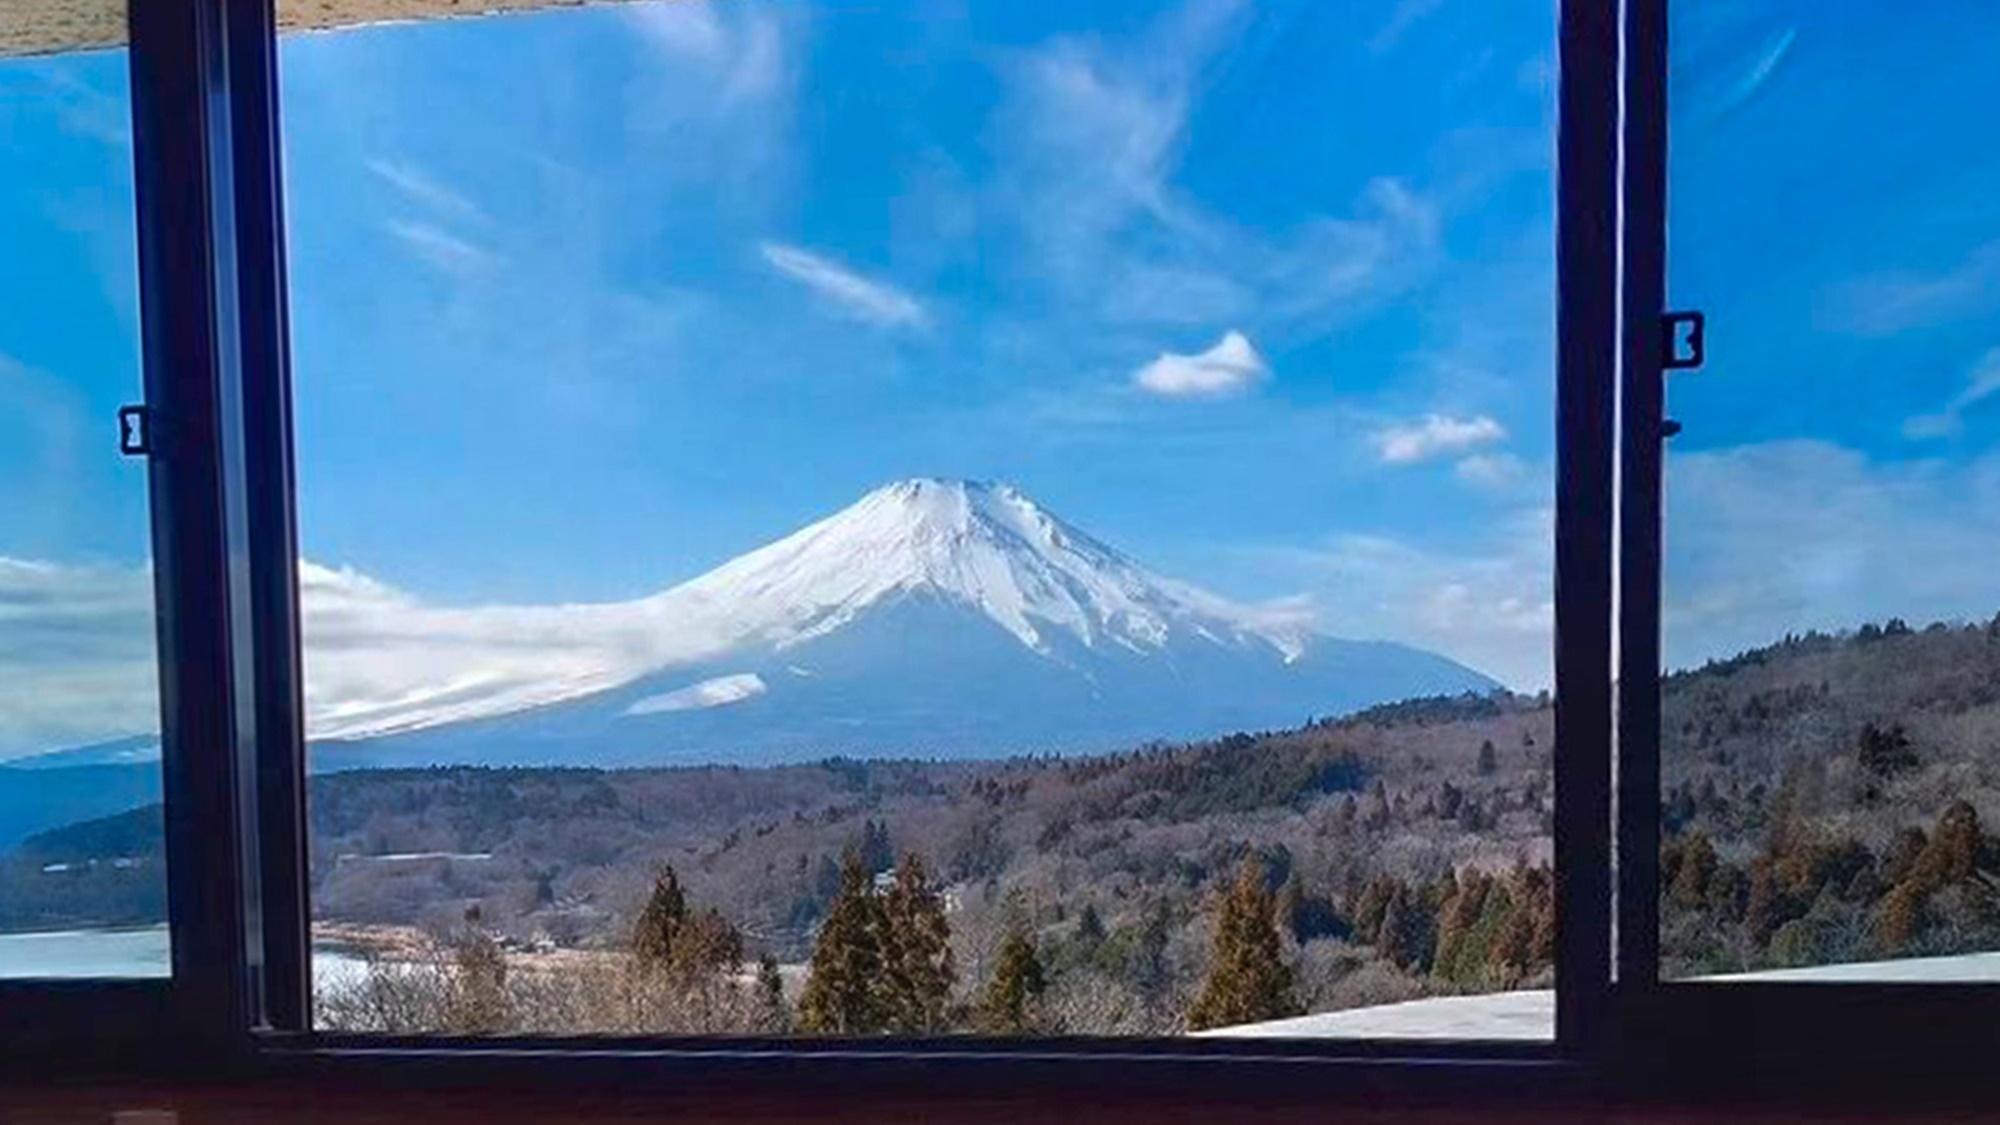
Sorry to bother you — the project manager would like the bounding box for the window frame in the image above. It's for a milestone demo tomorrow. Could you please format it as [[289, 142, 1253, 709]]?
[[35, 0, 1995, 1101], [1606, 0, 2000, 1098], [8, 0, 1617, 1084]]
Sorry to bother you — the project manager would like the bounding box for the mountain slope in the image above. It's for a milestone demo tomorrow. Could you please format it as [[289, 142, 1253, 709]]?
[[316, 480, 1497, 768]]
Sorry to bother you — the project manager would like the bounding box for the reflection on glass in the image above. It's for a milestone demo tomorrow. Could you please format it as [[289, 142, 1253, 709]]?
[[282, 0, 1558, 1037], [0, 25, 171, 978], [1660, 2, 2000, 981]]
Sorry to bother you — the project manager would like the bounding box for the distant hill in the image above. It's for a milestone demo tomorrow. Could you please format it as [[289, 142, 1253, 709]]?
[[14, 613, 2000, 992], [0, 761, 161, 851]]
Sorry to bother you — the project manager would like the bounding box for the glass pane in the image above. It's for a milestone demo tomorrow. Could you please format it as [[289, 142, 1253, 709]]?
[[1661, 2, 2000, 981], [0, 15, 172, 978], [282, 0, 1558, 1038]]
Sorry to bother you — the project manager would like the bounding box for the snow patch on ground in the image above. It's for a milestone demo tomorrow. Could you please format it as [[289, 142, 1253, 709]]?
[[1197, 952, 2000, 1040]]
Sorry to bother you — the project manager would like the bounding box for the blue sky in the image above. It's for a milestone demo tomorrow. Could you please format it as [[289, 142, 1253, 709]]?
[[4, 0, 2000, 754]]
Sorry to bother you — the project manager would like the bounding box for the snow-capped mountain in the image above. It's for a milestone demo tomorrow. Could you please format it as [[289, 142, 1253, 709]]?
[[311, 479, 1499, 768], [657, 478, 1312, 662]]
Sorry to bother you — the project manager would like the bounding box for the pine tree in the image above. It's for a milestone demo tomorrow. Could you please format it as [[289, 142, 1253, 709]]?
[[1186, 860, 1300, 1031], [976, 926, 1047, 1034], [880, 852, 957, 1033], [441, 918, 507, 1035], [1477, 739, 1499, 777], [632, 866, 691, 969], [1075, 902, 1108, 949], [1376, 882, 1435, 971], [797, 852, 890, 1034], [754, 952, 791, 1034], [632, 864, 742, 982]]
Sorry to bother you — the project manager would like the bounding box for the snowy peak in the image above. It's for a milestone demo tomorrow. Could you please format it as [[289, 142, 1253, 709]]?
[[667, 478, 1303, 657]]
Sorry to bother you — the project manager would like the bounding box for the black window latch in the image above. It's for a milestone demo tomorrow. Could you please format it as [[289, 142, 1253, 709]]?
[[1662, 310, 1705, 370], [118, 405, 153, 458]]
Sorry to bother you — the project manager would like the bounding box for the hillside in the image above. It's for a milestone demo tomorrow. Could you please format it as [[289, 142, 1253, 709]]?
[[10, 612, 2000, 1030]]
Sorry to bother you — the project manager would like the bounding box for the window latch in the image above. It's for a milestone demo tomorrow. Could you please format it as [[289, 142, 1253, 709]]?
[[1659, 311, 1704, 441], [1662, 310, 1705, 371], [118, 404, 153, 458]]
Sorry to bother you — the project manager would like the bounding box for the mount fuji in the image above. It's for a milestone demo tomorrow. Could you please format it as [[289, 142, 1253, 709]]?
[[311, 479, 1499, 769]]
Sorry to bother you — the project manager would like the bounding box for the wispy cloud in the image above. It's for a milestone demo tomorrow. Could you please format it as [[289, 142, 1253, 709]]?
[[1454, 452, 1529, 489], [0, 554, 771, 758], [1833, 239, 2000, 337], [1369, 0, 1445, 54], [1264, 178, 1442, 324], [1714, 26, 1796, 113], [1372, 414, 1506, 464], [1132, 330, 1268, 399], [0, 557, 159, 759], [1255, 507, 1553, 689], [368, 159, 488, 225], [1661, 440, 2000, 668], [386, 220, 501, 275], [626, 0, 788, 106], [22, 62, 130, 147], [994, 4, 1445, 333], [1905, 347, 2000, 439], [759, 242, 926, 328]]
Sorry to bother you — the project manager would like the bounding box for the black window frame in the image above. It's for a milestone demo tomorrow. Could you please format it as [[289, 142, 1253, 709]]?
[[6, 0, 1993, 1104], [1606, 0, 2000, 1098]]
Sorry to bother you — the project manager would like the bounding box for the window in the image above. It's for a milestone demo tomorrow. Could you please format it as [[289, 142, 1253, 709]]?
[[1654, 1, 2000, 984], [0, 2, 171, 981], [26, 0, 1998, 1100], [276, 0, 1563, 1041]]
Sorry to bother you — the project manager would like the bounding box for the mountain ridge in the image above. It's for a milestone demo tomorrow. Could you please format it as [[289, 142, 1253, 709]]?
[[308, 478, 1496, 767]]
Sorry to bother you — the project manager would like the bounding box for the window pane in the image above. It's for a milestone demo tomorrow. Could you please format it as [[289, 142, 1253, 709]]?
[[0, 20, 172, 979], [1661, 2, 2000, 981], [283, 0, 1558, 1038]]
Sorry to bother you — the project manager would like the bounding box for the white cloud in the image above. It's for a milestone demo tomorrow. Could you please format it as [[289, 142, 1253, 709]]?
[[0, 557, 746, 759], [624, 673, 767, 716], [1714, 26, 1796, 113], [987, 1, 1460, 339], [367, 159, 488, 225], [626, 0, 787, 106], [1903, 347, 2000, 440], [759, 242, 926, 327], [1832, 239, 2000, 338], [0, 557, 160, 759], [1132, 330, 1269, 399], [1454, 452, 1529, 488], [1369, 0, 1445, 54], [1662, 440, 2000, 667], [1372, 414, 1507, 464], [1259, 509, 1553, 690], [385, 220, 500, 275], [1255, 435, 2000, 692], [1264, 178, 1443, 323]]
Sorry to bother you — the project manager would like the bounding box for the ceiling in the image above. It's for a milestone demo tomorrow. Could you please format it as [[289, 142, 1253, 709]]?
[[2, 0, 647, 59]]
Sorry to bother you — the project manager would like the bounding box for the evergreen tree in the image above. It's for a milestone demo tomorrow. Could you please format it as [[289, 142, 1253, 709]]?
[[1376, 882, 1435, 971], [880, 852, 957, 1033], [448, 908, 511, 1034], [754, 952, 791, 1034], [632, 864, 742, 982], [976, 926, 1047, 1034], [1075, 902, 1108, 949], [1187, 860, 1300, 1031], [632, 866, 691, 969], [798, 852, 889, 1035], [859, 819, 895, 875], [1477, 739, 1499, 777]]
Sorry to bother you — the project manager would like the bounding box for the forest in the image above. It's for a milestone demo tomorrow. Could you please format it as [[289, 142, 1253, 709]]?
[[7, 612, 2000, 1033]]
